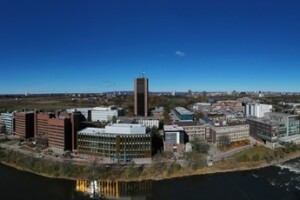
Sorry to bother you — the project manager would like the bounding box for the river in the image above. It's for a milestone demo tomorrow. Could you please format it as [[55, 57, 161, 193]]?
[[1, 158, 300, 200]]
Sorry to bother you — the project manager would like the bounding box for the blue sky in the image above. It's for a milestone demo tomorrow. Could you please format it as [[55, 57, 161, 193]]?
[[1, 0, 300, 94]]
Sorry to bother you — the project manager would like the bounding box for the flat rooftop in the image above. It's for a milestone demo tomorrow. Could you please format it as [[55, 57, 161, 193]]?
[[247, 117, 281, 125], [279, 134, 300, 142], [164, 125, 184, 131], [175, 107, 194, 115], [265, 112, 298, 117]]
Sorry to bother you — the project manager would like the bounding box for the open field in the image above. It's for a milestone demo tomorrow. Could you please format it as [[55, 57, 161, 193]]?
[[0, 96, 106, 112]]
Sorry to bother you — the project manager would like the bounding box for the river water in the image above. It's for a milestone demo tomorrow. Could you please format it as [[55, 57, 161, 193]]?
[[1, 158, 300, 200]]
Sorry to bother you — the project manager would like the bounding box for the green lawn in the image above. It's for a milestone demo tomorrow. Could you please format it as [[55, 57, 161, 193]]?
[[235, 146, 273, 159]]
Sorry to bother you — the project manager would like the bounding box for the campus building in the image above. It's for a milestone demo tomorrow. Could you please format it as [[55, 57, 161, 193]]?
[[246, 118, 284, 147], [173, 107, 194, 121], [0, 112, 15, 134], [117, 116, 159, 128], [211, 122, 249, 146], [264, 112, 300, 137], [245, 103, 272, 118], [91, 107, 119, 122], [247, 112, 300, 147], [15, 112, 35, 139], [163, 125, 188, 153], [173, 121, 211, 141], [134, 77, 149, 117], [77, 124, 151, 161], [34, 111, 85, 151]]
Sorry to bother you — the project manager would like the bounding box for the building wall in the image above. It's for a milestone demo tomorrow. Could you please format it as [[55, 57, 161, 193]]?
[[245, 103, 272, 118], [180, 124, 209, 141], [15, 112, 34, 139], [211, 124, 249, 146], [264, 112, 300, 136], [91, 109, 118, 122], [246, 119, 279, 143], [134, 78, 149, 117], [174, 107, 194, 121], [47, 118, 72, 151], [77, 130, 151, 160], [0, 113, 15, 134]]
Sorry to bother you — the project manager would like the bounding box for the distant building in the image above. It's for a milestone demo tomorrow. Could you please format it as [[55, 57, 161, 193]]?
[[134, 77, 149, 117], [192, 103, 211, 113], [15, 112, 35, 139], [163, 125, 188, 153], [117, 116, 159, 128], [0, 112, 15, 134], [77, 124, 151, 161], [151, 107, 164, 119], [211, 100, 244, 113], [245, 103, 272, 118], [173, 107, 194, 121], [91, 107, 119, 122], [211, 122, 249, 146], [67, 108, 92, 121]]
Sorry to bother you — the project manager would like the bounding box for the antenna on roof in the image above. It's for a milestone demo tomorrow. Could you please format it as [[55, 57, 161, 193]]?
[[142, 71, 146, 78]]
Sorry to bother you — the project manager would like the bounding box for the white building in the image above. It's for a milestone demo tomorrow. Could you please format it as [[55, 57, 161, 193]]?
[[117, 116, 159, 128], [91, 107, 118, 122], [245, 103, 272, 118], [105, 123, 146, 134], [0, 112, 15, 134]]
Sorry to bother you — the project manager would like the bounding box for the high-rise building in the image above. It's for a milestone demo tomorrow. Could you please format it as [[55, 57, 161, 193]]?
[[134, 77, 148, 116]]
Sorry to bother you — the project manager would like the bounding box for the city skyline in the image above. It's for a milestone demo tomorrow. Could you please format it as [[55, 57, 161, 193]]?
[[1, 0, 300, 94]]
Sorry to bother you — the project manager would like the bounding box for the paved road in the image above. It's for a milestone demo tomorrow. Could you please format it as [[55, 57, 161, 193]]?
[[207, 137, 258, 162]]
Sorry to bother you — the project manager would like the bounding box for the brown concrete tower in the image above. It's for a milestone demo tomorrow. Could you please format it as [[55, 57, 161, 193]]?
[[134, 77, 149, 117]]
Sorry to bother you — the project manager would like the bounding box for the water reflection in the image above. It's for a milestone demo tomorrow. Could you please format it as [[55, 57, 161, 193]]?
[[76, 180, 152, 199]]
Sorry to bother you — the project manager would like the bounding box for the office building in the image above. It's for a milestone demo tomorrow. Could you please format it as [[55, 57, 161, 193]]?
[[134, 77, 149, 117], [34, 112, 55, 147], [245, 103, 272, 118], [173, 121, 210, 141], [77, 124, 151, 161], [173, 107, 194, 121], [163, 125, 188, 153], [246, 118, 284, 148], [91, 106, 119, 122], [34, 111, 84, 151], [264, 112, 300, 137], [15, 112, 35, 139], [211, 122, 249, 146], [117, 116, 159, 128], [47, 117, 72, 151], [0, 112, 15, 134]]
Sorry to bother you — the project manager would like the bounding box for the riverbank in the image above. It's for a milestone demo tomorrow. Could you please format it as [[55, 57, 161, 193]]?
[[1, 146, 300, 182]]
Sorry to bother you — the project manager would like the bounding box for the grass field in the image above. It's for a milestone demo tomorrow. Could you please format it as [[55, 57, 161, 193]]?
[[234, 146, 273, 158]]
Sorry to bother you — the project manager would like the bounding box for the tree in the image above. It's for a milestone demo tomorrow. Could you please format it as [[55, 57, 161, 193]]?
[[191, 138, 210, 153], [194, 111, 204, 121], [218, 135, 231, 147], [112, 116, 117, 123]]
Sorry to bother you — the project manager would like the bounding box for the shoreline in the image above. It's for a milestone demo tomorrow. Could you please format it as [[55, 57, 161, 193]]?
[[1, 147, 300, 182]]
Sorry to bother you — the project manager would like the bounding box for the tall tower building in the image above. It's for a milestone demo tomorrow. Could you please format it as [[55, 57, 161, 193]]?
[[134, 77, 149, 116]]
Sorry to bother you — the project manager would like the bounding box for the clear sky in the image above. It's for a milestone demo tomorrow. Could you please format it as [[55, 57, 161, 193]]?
[[1, 0, 300, 94]]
